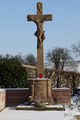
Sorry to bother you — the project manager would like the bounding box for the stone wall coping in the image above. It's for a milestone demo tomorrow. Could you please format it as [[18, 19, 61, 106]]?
[[0, 88, 70, 92], [28, 78, 51, 80], [0, 89, 6, 92], [5, 88, 29, 90], [0, 88, 29, 92], [53, 88, 70, 91], [53, 88, 70, 89]]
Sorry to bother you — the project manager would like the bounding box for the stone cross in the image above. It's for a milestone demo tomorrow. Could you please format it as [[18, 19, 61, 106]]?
[[27, 2, 52, 77]]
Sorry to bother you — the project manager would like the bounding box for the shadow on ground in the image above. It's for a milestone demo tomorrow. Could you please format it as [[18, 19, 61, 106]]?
[[6, 106, 16, 110]]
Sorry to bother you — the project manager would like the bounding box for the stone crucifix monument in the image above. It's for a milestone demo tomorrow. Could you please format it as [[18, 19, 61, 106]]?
[[27, 2, 53, 103], [27, 2, 52, 77]]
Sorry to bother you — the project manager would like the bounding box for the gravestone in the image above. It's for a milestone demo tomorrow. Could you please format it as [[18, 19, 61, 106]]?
[[27, 2, 53, 103]]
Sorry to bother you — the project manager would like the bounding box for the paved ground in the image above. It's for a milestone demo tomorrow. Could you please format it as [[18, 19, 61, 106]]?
[[1, 107, 80, 120], [0, 107, 69, 120]]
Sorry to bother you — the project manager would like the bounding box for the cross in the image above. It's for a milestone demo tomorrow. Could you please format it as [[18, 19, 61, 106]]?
[[27, 2, 52, 77]]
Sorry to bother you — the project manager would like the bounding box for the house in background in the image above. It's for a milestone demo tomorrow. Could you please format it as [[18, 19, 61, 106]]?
[[22, 61, 80, 76], [64, 61, 80, 73], [45, 61, 80, 73]]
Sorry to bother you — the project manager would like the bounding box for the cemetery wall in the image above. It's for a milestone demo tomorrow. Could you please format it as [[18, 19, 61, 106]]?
[[6, 88, 29, 106], [53, 88, 71, 104], [0, 88, 70, 108], [5, 88, 70, 106], [0, 89, 6, 111]]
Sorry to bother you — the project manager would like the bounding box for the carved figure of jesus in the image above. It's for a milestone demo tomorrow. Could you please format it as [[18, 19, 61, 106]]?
[[27, 2, 52, 77]]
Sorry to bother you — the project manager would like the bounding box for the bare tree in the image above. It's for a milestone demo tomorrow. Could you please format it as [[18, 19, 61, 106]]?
[[25, 54, 36, 66], [46, 47, 71, 88], [72, 41, 80, 57], [46, 48, 71, 71], [60, 48, 72, 70], [14, 54, 24, 64]]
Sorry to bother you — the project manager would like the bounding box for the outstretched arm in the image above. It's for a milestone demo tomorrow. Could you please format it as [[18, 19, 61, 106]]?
[[40, 15, 52, 22]]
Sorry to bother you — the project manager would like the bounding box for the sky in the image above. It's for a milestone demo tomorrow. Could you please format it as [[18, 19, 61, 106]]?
[[0, 0, 80, 58]]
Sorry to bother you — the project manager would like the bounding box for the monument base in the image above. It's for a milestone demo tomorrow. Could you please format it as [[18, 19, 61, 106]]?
[[16, 104, 65, 111], [28, 78, 53, 104]]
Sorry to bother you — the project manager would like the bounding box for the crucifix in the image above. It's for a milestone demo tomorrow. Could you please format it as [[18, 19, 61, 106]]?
[[27, 2, 52, 77]]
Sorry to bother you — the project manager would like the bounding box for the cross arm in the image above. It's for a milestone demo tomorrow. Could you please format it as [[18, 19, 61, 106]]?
[[41, 14, 52, 22], [27, 14, 52, 22], [27, 15, 37, 22]]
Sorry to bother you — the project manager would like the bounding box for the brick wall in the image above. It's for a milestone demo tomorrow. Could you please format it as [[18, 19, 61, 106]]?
[[0, 88, 71, 108], [53, 88, 71, 104], [6, 88, 29, 106], [6, 88, 71, 106], [0, 89, 6, 111]]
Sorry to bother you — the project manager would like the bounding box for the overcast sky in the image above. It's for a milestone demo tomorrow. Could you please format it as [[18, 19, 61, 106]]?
[[0, 0, 80, 57]]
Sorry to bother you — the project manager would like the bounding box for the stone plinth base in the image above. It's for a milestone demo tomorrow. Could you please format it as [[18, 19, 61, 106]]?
[[16, 104, 64, 111], [28, 78, 53, 103]]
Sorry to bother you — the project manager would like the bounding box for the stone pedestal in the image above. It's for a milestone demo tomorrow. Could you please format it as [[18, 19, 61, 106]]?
[[28, 78, 53, 103]]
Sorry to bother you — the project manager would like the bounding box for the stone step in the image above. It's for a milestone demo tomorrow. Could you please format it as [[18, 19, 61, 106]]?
[[16, 104, 65, 111]]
